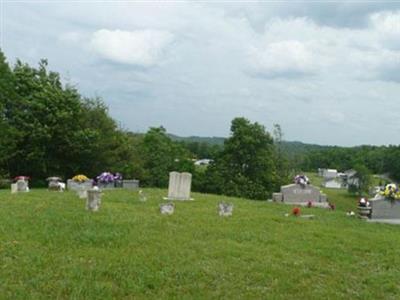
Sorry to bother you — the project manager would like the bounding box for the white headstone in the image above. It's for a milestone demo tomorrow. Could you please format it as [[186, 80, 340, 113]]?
[[11, 183, 17, 194], [218, 202, 233, 217], [166, 172, 192, 200], [77, 189, 88, 199], [16, 180, 28, 192], [86, 189, 102, 212], [138, 190, 147, 202], [160, 203, 175, 215]]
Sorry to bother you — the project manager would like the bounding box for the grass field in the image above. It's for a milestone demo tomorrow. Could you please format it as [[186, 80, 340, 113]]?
[[1, 182, 400, 299]]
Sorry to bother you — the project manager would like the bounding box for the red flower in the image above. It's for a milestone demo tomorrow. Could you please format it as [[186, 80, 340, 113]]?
[[13, 176, 30, 182], [292, 207, 301, 216]]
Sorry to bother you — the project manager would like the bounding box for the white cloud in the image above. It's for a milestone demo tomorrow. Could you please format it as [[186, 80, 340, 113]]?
[[248, 40, 316, 77], [246, 14, 400, 81], [370, 11, 400, 50], [90, 29, 174, 66]]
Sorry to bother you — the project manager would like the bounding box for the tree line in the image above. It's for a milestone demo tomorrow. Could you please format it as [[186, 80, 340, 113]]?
[[1, 51, 398, 199], [0, 51, 287, 198]]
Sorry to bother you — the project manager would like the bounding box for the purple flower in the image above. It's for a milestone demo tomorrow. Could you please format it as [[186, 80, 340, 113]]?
[[96, 172, 123, 183]]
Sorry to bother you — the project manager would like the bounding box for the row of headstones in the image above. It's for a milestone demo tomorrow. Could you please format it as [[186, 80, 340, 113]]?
[[160, 202, 233, 216], [67, 179, 139, 191], [10, 179, 140, 194]]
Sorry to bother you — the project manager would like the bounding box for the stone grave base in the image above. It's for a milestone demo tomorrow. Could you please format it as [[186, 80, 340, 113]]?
[[367, 219, 400, 225], [279, 201, 330, 209], [163, 197, 194, 201]]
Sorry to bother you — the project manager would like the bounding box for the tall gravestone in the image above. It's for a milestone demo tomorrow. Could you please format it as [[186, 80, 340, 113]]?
[[86, 189, 102, 212], [11, 183, 18, 194], [165, 172, 192, 200]]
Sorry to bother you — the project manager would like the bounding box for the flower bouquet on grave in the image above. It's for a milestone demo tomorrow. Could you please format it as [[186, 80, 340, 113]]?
[[72, 174, 89, 182], [13, 176, 30, 182], [96, 172, 121, 188], [379, 183, 400, 201], [113, 172, 123, 187], [294, 174, 310, 187], [96, 172, 115, 184]]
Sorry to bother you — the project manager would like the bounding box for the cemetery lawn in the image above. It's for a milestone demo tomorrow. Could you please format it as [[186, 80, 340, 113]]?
[[1, 188, 400, 299]]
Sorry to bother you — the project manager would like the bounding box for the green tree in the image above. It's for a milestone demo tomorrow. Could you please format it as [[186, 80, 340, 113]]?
[[0, 55, 140, 183], [348, 164, 372, 196], [139, 127, 194, 187], [204, 117, 279, 200]]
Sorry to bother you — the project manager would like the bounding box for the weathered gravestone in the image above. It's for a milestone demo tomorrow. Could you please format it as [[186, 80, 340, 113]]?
[[160, 203, 175, 215], [86, 189, 102, 212], [164, 172, 193, 200], [98, 182, 115, 189], [218, 202, 233, 217], [368, 194, 400, 222], [77, 186, 89, 199], [123, 180, 139, 189], [48, 180, 65, 192], [11, 183, 18, 194], [12, 180, 29, 193], [67, 179, 93, 191], [138, 190, 147, 202], [273, 184, 328, 208]]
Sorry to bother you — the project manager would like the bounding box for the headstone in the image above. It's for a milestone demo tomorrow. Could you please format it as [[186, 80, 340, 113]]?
[[11, 183, 17, 194], [370, 195, 400, 219], [86, 189, 102, 212], [272, 192, 283, 202], [138, 190, 147, 202], [67, 179, 93, 191], [48, 180, 63, 191], [77, 187, 88, 199], [166, 172, 192, 200], [16, 180, 28, 192], [275, 183, 328, 208], [280, 184, 325, 204], [123, 180, 139, 189], [160, 203, 175, 215], [218, 202, 233, 217], [98, 182, 115, 189]]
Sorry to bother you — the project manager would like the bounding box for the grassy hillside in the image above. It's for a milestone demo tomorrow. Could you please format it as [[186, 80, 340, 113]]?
[[1, 187, 400, 299]]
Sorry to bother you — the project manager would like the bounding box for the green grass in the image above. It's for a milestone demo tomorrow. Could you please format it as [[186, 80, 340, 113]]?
[[1, 186, 400, 299]]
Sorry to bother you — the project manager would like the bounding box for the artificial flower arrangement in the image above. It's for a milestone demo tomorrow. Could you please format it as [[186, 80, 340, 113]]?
[[379, 183, 400, 200], [294, 174, 310, 186], [96, 172, 123, 183], [13, 176, 30, 182], [72, 174, 89, 182]]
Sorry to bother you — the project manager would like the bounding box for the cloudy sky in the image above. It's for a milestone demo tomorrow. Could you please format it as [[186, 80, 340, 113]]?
[[1, 1, 400, 146]]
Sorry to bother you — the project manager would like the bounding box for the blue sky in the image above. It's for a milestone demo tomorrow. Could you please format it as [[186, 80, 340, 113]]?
[[1, 1, 400, 146]]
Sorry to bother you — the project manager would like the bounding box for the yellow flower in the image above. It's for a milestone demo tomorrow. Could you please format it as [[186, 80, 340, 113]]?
[[72, 174, 89, 182]]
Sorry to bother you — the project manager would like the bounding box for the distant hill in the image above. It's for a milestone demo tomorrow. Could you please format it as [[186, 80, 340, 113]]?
[[169, 133, 327, 156], [168, 134, 226, 146], [280, 141, 328, 158]]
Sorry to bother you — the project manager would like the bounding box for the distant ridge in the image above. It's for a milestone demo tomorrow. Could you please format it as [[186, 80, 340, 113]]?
[[168, 134, 226, 146], [168, 133, 329, 156]]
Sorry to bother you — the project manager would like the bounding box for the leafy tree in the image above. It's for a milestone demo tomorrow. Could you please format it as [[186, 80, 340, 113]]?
[[0, 54, 141, 183], [139, 127, 194, 187], [348, 164, 372, 196], [203, 117, 279, 200]]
